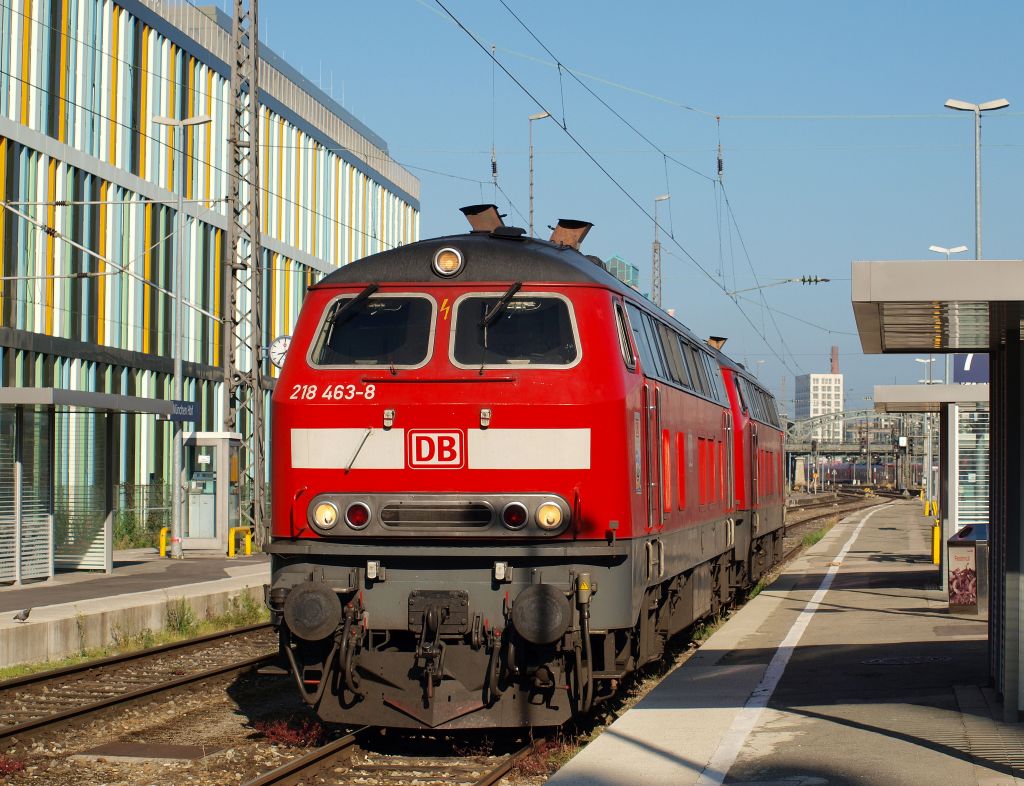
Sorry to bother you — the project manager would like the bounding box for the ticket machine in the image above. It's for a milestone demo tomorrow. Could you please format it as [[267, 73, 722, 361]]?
[[181, 432, 241, 551]]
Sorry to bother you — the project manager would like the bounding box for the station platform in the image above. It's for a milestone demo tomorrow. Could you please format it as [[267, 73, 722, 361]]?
[[0, 549, 269, 668], [549, 501, 1024, 786]]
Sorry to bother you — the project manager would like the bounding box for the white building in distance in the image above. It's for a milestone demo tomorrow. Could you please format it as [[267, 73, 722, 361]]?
[[795, 347, 844, 441]]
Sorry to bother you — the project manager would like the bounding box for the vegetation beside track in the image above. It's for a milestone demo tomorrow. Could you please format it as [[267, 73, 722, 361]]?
[[802, 522, 835, 548], [0, 592, 268, 681]]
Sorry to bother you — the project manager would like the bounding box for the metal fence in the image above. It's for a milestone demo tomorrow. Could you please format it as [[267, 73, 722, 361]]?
[[113, 483, 172, 549]]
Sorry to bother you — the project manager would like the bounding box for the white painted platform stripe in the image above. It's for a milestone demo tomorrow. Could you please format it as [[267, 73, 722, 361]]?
[[694, 503, 891, 786], [468, 428, 591, 470], [291, 428, 405, 469]]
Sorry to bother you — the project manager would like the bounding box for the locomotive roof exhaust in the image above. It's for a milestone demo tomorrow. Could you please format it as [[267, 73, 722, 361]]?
[[460, 204, 506, 233], [707, 336, 728, 350], [549, 219, 593, 251]]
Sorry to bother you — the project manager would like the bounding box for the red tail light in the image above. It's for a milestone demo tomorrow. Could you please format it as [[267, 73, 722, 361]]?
[[501, 502, 528, 530], [345, 502, 371, 529]]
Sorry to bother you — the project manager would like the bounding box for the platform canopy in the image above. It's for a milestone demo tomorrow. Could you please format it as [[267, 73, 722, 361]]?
[[851, 257, 1024, 722], [0, 387, 174, 415], [873, 383, 989, 413], [852, 260, 1024, 353]]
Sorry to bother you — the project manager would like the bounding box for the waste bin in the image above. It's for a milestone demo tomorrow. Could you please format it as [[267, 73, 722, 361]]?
[[947, 524, 988, 617]]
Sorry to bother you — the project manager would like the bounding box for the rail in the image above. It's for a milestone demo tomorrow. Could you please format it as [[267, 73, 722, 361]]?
[[241, 731, 537, 786], [0, 623, 275, 744]]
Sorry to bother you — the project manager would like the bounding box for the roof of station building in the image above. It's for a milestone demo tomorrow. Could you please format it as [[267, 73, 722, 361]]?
[[852, 260, 1024, 354], [872, 383, 989, 413]]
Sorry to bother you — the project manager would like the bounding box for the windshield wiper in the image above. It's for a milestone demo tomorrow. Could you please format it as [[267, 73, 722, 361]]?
[[334, 282, 379, 324], [479, 281, 522, 328]]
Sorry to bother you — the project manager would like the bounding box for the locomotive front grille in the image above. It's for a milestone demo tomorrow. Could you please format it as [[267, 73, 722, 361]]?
[[379, 502, 493, 529]]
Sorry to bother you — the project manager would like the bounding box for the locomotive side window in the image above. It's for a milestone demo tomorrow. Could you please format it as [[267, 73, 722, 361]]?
[[657, 323, 691, 388], [639, 314, 668, 379], [735, 377, 749, 413], [310, 294, 435, 368], [452, 294, 580, 367], [744, 380, 765, 422], [614, 302, 636, 370], [737, 376, 781, 427], [683, 341, 711, 398], [704, 354, 728, 403], [625, 303, 658, 376]]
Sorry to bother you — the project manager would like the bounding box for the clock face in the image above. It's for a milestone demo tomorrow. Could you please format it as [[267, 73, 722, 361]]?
[[269, 335, 292, 369]]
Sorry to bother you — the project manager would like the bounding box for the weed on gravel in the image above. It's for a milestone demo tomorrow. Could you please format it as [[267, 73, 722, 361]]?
[[0, 754, 26, 775], [253, 715, 326, 748]]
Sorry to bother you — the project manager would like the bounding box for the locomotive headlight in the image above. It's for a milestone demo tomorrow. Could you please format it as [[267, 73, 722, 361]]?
[[432, 246, 464, 277], [535, 502, 564, 530], [312, 501, 339, 530]]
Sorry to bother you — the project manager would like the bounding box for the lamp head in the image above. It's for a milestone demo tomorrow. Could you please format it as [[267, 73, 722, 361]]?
[[944, 98, 977, 112], [979, 98, 1010, 111]]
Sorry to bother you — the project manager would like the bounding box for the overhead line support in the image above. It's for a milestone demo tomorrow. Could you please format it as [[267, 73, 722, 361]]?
[[226, 0, 266, 545]]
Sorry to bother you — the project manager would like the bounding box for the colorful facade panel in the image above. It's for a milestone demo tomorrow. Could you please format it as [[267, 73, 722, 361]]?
[[0, 0, 419, 487]]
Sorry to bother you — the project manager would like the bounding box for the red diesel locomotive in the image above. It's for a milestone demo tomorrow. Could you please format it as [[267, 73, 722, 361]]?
[[268, 206, 784, 730]]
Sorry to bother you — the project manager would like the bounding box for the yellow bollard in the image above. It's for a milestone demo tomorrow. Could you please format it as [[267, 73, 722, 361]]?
[[228, 527, 252, 558], [159, 527, 169, 558], [932, 519, 942, 565]]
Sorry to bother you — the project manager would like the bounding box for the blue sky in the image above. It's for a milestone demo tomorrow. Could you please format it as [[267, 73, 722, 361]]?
[[260, 0, 1022, 411]]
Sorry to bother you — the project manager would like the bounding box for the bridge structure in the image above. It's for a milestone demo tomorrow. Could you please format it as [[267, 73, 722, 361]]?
[[785, 408, 933, 489]]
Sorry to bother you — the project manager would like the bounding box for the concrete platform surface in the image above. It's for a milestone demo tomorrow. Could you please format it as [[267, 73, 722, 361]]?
[[0, 549, 269, 667], [548, 501, 1024, 786], [0, 548, 268, 613]]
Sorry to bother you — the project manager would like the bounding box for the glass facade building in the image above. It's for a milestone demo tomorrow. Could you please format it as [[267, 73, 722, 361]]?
[[0, 0, 419, 577], [605, 254, 639, 290]]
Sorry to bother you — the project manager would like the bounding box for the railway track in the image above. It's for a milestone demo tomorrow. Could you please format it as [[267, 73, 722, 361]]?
[[0, 622, 277, 744], [242, 726, 534, 786]]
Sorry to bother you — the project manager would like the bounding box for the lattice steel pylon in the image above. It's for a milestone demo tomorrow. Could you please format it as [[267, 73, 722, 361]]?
[[226, 0, 266, 545]]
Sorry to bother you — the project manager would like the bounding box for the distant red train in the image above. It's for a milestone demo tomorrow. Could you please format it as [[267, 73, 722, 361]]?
[[267, 206, 785, 730]]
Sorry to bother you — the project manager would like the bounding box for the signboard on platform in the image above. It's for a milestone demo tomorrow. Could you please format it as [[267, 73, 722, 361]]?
[[953, 353, 989, 384], [163, 400, 198, 422]]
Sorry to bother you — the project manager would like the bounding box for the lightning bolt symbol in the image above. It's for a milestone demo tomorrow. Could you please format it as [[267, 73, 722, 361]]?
[[440, 297, 451, 321]]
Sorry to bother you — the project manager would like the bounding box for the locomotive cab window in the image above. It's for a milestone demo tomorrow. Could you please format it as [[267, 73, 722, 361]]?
[[452, 293, 580, 367], [614, 302, 636, 370], [310, 294, 435, 368]]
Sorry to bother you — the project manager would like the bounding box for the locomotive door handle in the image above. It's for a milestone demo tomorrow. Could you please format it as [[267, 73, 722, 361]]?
[[723, 410, 734, 510], [643, 383, 657, 530], [643, 539, 665, 581], [751, 425, 759, 506], [655, 387, 664, 529]]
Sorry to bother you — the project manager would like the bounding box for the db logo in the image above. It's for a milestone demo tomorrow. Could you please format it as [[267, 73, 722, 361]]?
[[407, 430, 464, 469]]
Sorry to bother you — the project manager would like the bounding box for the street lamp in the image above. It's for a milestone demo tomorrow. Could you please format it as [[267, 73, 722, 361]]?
[[915, 356, 936, 384], [153, 113, 212, 559], [652, 194, 670, 308], [528, 110, 550, 237], [928, 244, 968, 259], [944, 97, 1009, 259]]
